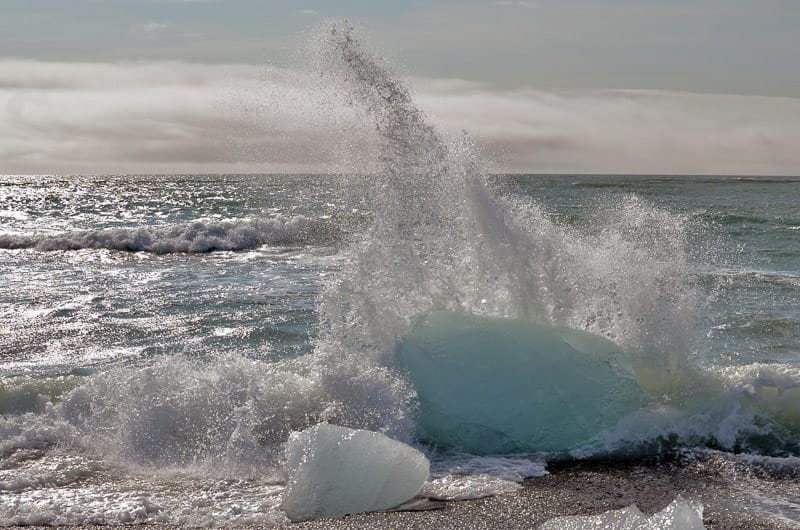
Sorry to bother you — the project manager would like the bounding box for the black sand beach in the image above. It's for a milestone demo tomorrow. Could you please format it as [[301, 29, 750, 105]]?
[[6, 456, 798, 528], [294, 458, 800, 529]]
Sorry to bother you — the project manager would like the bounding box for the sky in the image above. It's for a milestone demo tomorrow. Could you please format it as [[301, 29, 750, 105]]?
[[1, 0, 799, 175]]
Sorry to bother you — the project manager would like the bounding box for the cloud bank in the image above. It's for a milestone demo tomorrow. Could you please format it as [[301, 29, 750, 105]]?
[[1, 59, 799, 175]]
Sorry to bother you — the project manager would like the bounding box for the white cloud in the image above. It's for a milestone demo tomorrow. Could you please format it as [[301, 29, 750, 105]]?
[[299, 9, 320, 16], [1, 59, 799, 175], [413, 81, 800, 174], [0, 60, 361, 174]]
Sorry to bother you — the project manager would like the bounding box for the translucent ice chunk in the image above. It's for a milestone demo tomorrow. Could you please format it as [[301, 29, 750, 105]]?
[[280, 424, 430, 522], [396, 311, 642, 454], [539, 496, 705, 529]]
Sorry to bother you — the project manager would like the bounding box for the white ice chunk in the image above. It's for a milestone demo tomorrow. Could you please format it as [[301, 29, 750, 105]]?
[[280, 424, 430, 522], [396, 311, 642, 453], [539, 496, 705, 529]]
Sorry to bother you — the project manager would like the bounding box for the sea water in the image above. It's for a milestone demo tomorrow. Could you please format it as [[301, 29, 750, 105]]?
[[2, 24, 800, 526]]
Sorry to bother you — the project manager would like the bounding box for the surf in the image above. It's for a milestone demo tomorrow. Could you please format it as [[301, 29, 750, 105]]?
[[0, 215, 338, 253]]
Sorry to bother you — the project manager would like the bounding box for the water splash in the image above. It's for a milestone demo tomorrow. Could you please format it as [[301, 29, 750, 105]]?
[[309, 23, 800, 456], [315, 22, 704, 375]]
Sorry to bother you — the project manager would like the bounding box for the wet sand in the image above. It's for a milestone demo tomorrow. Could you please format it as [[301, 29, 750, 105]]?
[[10, 458, 798, 529], [295, 459, 799, 530]]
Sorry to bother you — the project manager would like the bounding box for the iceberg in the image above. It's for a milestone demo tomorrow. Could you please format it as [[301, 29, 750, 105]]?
[[280, 424, 430, 522], [396, 311, 642, 454], [539, 496, 705, 529]]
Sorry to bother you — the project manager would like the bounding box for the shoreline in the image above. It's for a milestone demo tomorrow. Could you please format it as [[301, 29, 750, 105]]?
[[4, 457, 798, 529], [293, 459, 798, 529]]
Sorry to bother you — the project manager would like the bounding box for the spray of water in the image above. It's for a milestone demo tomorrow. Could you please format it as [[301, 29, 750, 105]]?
[[314, 22, 704, 385], [326, 24, 799, 460]]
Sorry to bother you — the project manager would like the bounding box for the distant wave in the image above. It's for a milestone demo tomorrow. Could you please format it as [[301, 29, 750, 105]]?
[[0, 215, 340, 254], [695, 211, 800, 230], [699, 266, 800, 288]]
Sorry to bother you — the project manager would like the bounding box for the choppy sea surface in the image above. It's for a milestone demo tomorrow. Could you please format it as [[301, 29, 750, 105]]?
[[2, 173, 800, 526], [3, 25, 800, 527]]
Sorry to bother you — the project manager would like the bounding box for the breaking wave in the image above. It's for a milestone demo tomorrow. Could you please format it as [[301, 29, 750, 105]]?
[[0, 215, 340, 254]]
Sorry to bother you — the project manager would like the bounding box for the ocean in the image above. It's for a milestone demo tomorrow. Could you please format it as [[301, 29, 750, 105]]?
[[3, 173, 800, 526], [3, 25, 800, 527]]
